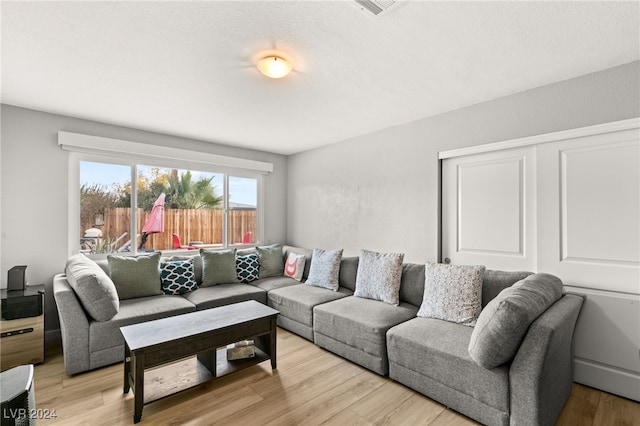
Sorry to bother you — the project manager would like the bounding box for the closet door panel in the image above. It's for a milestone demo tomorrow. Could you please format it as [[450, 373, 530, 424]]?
[[442, 147, 536, 271], [537, 129, 640, 294]]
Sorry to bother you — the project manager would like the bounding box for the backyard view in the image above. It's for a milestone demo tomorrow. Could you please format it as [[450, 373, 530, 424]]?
[[80, 161, 257, 254]]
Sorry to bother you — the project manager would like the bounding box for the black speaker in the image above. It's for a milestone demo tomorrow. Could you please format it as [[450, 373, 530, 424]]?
[[7, 266, 27, 292]]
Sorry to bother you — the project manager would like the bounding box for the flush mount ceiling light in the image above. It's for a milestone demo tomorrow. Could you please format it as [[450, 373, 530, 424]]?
[[257, 55, 292, 79]]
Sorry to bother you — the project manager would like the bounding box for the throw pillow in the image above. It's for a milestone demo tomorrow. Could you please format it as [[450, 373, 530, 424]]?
[[201, 248, 238, 286], [305, 249, 343, 291], [468, 273, 564, 369], [166, 254, 203, 285], [284, 252, 306, 282], [417, 263, 485, 326], [107, 252, 163, 300], [65, 253, 119, 321], [354, 250, 404, 306], [236, 253, 260, 283], [160, 259, 198, 295], [257, 244, 284, 278]]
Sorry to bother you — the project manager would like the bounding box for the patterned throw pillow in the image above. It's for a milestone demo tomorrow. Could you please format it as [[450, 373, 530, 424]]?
[[417, 263, 486, 326], [354, 250, 404, 306], [305, 249, 343, 291], [236, 253, 259, 283], [284, 252, 306, 281], [160, 259, 198, 295]]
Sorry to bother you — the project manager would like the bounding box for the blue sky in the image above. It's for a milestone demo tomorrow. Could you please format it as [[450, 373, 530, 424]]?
[[80, 161, 256, 206]]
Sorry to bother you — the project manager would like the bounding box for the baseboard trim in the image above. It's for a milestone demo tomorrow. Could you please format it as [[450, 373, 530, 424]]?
[[574, 358, 640, 402]]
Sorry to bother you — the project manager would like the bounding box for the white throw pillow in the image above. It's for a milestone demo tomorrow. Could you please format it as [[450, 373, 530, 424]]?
[[305, 249, 343, 291], [417, 263, 485, 326], [354, 250, 404, 306], [284, 252, 306, 281]]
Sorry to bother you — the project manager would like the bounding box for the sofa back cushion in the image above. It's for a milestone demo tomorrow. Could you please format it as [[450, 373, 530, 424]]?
[[338, 257, 359, 291], [398, 263, 425, 307], [468, 272, 564, 369], [107, 252, 162, 300], [482, 270, 533, 308], [65, 254, 119, 321]]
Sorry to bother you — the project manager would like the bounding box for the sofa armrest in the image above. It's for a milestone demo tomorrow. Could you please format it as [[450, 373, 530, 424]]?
[[509, 293, 584, 425], [53, 274, 90, 375]]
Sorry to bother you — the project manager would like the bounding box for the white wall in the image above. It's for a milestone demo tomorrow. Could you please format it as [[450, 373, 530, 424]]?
[[287, 61, 640, 263], [0, 105, 288, 335]]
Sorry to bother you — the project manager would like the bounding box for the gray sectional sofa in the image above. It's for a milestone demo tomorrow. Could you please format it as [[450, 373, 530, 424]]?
[[53, 245, 583, 426]]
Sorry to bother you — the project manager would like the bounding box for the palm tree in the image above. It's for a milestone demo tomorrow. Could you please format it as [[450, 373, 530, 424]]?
[[166, 170, 223, 209]]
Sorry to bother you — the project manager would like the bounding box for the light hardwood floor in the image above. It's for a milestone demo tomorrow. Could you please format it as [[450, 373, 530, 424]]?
[[31, 328, 639, 425]]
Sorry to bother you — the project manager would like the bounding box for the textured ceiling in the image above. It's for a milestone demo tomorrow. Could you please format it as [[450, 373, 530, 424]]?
[[2, 1, 639, 155]]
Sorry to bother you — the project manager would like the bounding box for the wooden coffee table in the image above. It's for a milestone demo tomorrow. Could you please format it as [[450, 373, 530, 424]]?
[[120, 300, 278, 423]]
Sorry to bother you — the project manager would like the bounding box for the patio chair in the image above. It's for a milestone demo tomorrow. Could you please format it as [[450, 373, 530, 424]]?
[[172, 233, 197, 250]]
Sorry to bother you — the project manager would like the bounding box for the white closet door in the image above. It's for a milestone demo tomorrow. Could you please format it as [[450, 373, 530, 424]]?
[[441, 146, 537, 271], [537, 128, 640, 294]]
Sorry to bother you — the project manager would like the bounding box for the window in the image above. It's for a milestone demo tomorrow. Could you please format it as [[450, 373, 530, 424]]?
[[77, 160, 261, 256]]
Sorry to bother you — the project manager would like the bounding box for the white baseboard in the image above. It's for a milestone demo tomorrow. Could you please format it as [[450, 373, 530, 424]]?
[[574, 358, 640, 402]]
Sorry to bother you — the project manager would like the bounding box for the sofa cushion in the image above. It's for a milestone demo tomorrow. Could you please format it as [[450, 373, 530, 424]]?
[[257, 244, 284, 278], [387, 317, 509, 413], [284, 252, 306, 281], [181, 283, 266, 310], [417, 263, 485, 326], [338, 257, 359, 291], [166, 254, 203, 285], [249, 276, 300, 292], [468, 273, 564, 369], [354, 250, 404, 305], [268, 284, 352, 327], [236, 253, 259, 283], [200, 248, 238, 286], [306, 248, 343, 291], [108, 252, 162, 300], [399, 263, 425, 307], [313, 296, 418, 358], [89, 294, 195, 353], [65, 254, 119, 321], [160, 259, 198, 295], [482, 270, 533, 308]]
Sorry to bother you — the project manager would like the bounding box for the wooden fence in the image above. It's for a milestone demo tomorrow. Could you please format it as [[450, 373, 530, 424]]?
[[81, 208, 256, 251]]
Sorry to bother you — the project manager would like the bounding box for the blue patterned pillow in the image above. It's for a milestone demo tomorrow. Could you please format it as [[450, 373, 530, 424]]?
[[160, 259, 198, 295], [236, 253, 259, 283]]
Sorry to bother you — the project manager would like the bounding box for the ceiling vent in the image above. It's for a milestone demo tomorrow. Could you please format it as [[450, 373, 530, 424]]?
[[355, 0, 396, 16]]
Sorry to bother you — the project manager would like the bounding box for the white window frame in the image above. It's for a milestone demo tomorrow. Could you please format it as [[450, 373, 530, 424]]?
[[62, 132, 271, 256]]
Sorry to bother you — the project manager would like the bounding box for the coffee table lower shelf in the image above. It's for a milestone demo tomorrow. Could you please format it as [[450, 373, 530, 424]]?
[[134, 347, 269, 407]]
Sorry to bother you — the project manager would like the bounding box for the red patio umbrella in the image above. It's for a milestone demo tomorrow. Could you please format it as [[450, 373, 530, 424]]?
[[138, 193, 165, 250]]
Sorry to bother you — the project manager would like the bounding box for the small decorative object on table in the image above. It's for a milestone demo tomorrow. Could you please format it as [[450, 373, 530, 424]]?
[[227, 340, 255, 360]]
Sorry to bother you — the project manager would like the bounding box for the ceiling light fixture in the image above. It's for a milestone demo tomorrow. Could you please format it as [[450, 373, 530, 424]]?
[[257, 55, 292, 79]]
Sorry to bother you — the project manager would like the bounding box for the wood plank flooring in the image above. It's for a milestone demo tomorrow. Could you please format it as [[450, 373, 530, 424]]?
[[30, 328, 639, 425]]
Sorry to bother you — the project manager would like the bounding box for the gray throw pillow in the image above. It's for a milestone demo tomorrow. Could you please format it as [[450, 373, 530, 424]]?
[[107, 252, 162, 300], [417, 263, 485, 326], [256, 244, 284, 278], [468, 273, 564, 369], [305, 249, 343, 291], [354, 250, 404, 306], [65, 254, 119, 321], [200, 248, 238, 286]]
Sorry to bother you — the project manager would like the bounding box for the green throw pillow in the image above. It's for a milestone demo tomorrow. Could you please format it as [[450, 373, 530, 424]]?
[[107, 252, 162, 300], [200, 248, 238, 286], [257, 244, 284, 278]]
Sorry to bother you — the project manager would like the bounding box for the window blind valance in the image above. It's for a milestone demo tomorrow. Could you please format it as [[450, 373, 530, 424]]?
[[58, 131, 274, 174]]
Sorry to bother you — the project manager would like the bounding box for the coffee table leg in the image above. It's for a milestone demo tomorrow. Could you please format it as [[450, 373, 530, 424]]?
[[133, 352, 144, 423], [124, 344, 131, 394], [270, 317, 277, 369]]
